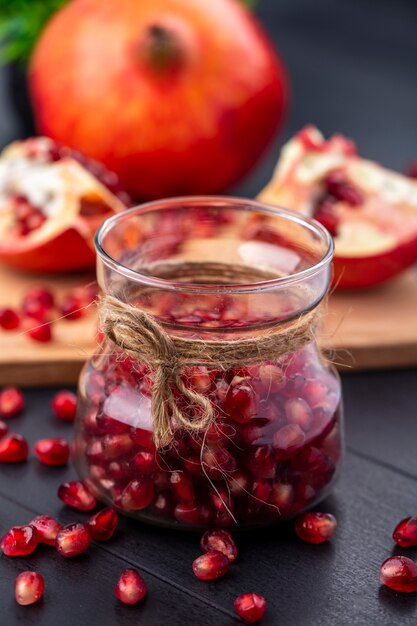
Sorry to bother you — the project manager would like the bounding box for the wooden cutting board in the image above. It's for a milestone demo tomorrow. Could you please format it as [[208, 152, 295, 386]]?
[[0, 264, 416, 386]]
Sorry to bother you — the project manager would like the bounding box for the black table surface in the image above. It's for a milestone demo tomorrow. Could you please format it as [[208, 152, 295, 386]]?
[[1, 1, 417, 625]]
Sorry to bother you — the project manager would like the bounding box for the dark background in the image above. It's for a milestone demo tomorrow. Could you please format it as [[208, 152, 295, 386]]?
[[1, 1, 417, 625]]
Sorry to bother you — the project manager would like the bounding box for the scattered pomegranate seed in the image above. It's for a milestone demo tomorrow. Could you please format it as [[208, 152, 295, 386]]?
[[34, 438, 70, 466], [31, 515, 62, 546], [192, 550, 230, 581], [23, 287, 55, 310], [115, 569, 147, 604], [23, 318, 53, 343], [60, 296, 85, 320], [51, 390, 77, 421], [234, 593, 266, 623], [0, 307, 20, 330], [200, 530, 237, 562], [0, 386, 25, 418], [58, 480, 97, 511], [15, 571, 45, 606], [295, 512, 337, 544], [87, 507, 118, 541], [56, 523, 91, 557], [0, 420, 8, 438], [0, 433, 29, 462], [392, 517, 417, 548], [1, 525, 39, 556], [380, 556, 417, 593]]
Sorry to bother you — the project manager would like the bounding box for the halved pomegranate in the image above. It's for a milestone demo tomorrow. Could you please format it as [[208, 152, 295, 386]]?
[[259, 126, 417, 289], [0, 137, 129, 272]]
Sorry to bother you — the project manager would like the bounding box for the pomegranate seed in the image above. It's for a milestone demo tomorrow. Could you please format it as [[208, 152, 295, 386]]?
[[22, 288, 54, 319], [15, 571, 45, 606], [200, 530, 237, 562], [23, 318, 53, 343], [270, 483, 294, 515], [226, 380, 258, 423], [170, 471, 195, 504], [87, 507, 118, 541], [0, 386, 25, 418], [34, 438, 70, 466], [130, 427, 155, 450], [258, 364, 285, 392], [96, 413, 129, 434], [314, 198, 339, 236], [234, 593, 266, 623], [251, 479, 272, 506], [246, 446, 276, 479], [325, 170, 364, 206], [0, 307, 20, 330], [102, 432, 134, 459], [59, 296, 85, 320], [56, 523, 91, 557], [228, 470, 249, 496], [184, 366, 212, 393], [51, 390, 77, 421], [273, 424, 305, 460], [115, 569, 147, 604], [31, 515, 62, 546], [392, 517, 417, 548], [58, 480, 97, 511], [380, 556, 417, 593], [202, 447, 237, 480], [119, 478, 155, 510], [1, 525, 39, 556], [0, 433, 29, 462], [174, 503, 212, 526], [0, 420, 8, 438], [295, 512, 337, 544], [130, 449, 158, 475], [192, 550, 230, 580], [285, 398, 313, 431], [153, 492, 175, 516]]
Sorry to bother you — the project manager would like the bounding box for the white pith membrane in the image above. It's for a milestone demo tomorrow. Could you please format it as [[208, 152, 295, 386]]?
[[259, 126, 417, 257], [0, 138, 124, 250]]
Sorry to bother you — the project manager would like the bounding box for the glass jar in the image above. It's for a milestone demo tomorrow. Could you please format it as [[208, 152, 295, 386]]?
[[73, 197, 343, 530]]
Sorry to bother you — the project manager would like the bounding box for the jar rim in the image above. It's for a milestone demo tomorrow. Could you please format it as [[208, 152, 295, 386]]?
[[95, 196, 334, 294]]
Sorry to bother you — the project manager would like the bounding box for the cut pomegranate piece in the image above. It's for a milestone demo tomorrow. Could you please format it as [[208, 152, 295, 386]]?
[[34, 437, 70, 466], [234, 593, 266, 623], [392, 517, 417, 548], [31, 515, 63, 546], [87, 507, 118, 541], [119, 478, 155, 510], [0, 387, 25, 418], [58, 480, 97, 511], [200, 530, 237, 562], [0, 307, 20, 330], [295, 512, 337, 544], [56, 522, 91, 557], [115, 569, 147, 604], [1, 525, 39, 556], [192, 550, 230, 580], [15, 571, 45, 606], [380, 556, 417, 593], [51, 390, 77, 421], [0, 433, 29, 462]]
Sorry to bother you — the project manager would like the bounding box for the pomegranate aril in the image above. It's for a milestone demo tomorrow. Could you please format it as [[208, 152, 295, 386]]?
[[0, 420, 8, 438], [23, 318, 53, 343], [0, 433, 29, 462], [202, 447, 237, 480], [58, 480, 97, 511], [87, 507, 118, 541], [183, 366, 212, 393], [0, 386, 25, 418], [131, 449, 158, 475], [295, 512, 337, 544], [313, 198, 339, 237], [192, 550, 230, 580], [0, 307, 20, 330], [23, 287, 54, 310], [285, 398, 313, 431], [119, 478, 155, 510], [258, 363, 285, 392], [153, 491, 175, 516], [15, 571, 45, 606], [226, 380, 258, 423], [270, 483, 294, 515], [209, 486, 232, 512], [174, 503, 212, 526], [130, 427, 156, 450], [325, 170, 364, 206], [59, 295, 85, 320], [115, 569, 147, 604], [228, 470, 249, 496], [56, 523, 91, 557], [273, 424, 305, 460], [1, 525, 39, 556], [96, 412, 129, 434], [170, 471, 195, 503], [234, 593, 266, 623], [34, 437, 70, 466], [380, 556, 417, 593], [31, 515, 62, 546], [392, 517, 417, 548], [251, 479, 272, 506], [51, 390, 77, 421], [200, 529, 237, 562], [246, 446, 276, 479]]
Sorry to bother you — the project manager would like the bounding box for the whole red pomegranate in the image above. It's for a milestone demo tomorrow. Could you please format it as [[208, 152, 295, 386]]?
[[29, 0, 287, 200]]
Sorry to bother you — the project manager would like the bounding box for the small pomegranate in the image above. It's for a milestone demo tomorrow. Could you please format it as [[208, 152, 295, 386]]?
[[58, 480, 97, 511], [234, 593, 266, 623], [56, 523, 91, 557], [15, 571, 45, 606], [34, 437, 70, 466], [200, 530, 237, 563], [87, 508, 118, 541], [31, 515, 63, 546], [0, 307, 20, 330], [192, 551, 230, 581], [1, 525, 39, 556], [380, 556, 417, 593], [115, 569, 147, 605], [51, 390, 77, 421], [295, 512, 337, 544], [0, 433, 29, 463], [0, 386, 25, 418], [392, 517, 417, 548]]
